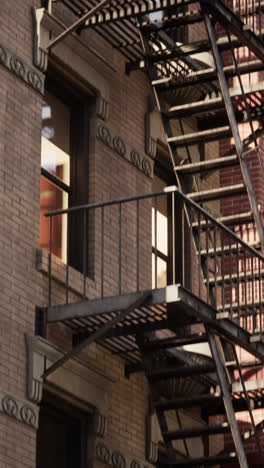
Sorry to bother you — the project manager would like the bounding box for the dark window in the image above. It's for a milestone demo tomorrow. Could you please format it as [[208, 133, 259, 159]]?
[[40, 69, 93, 273], [36, 392, 89, 468]]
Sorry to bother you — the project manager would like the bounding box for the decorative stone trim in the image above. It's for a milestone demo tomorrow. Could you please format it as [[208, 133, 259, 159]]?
[[145, 112, 157, 160], [96, 96, 109, 121], [145, 411, 159, 464], [94, 411, 108, 438], [0, 389, 39, 430], [25, 334, 114, 411], [32, 8, 111, 111], [96, 122, 154, 179], [95, 440, 154, 468], [0, 43, 44, 94]]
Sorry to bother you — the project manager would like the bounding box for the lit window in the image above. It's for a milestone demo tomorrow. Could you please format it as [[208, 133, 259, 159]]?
[[152, 176, 168, 288], [40, 91, 70, 262]]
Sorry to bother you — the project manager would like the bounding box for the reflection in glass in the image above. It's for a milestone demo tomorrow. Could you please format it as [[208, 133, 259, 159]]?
[[40, 92, 70, 262], [39, 177, 68, 261], [152, 176, 168, 288]]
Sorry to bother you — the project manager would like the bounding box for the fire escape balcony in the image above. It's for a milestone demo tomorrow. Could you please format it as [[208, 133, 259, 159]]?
[[42, 186, 264, 368]]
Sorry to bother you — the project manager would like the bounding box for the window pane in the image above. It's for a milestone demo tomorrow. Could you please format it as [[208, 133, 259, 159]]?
[[39, 176, 68, 261], [152, 254, 167, 289], [42, 92, 70, 186], [152, 176, 168, 256]]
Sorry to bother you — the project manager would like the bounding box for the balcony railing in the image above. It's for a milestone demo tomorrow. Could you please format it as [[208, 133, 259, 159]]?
[[44, 186, 264, 335], [224, 0, 264, 36]]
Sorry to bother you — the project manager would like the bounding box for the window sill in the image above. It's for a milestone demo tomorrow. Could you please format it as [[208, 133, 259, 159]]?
[[36, 248, 97, 300]]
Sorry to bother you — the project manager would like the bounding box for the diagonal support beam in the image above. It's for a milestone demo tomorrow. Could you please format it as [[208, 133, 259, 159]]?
[[201, 0, 264, 62], [203, 9, 264, 251], [47, 0, 112, 50], [213, 419, 264, 466], [42, 291, 151, 379], [208, 333, 249, 468]]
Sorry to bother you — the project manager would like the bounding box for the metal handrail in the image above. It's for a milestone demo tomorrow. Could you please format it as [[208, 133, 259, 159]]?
[[44, 185, 264, 261]]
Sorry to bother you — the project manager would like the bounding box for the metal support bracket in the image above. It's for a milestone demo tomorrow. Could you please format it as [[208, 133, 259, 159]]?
[[47, 0, 112, 51], [42, 291, 151, 379]]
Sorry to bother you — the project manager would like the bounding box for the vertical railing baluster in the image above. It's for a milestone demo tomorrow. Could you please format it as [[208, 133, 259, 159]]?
[[244, 250, 248, 329], [172, 192, 176, 285], [221, 230, 225, 314], [259, 0, 261, 37], [236, 240, 240, 325], [251, 255, 256, 333], [136, 199, 140, 292], [189, 206, 193, 294], [101, 206, 104, 299], [182, 201, 185, 288], [214, 226, 217, 309], [261, 258, 263, 337], [48, 216, 52, 307], [83, 209, 87, 298], [258, 256, 262, 335], [119, 203, 122, 295], [154, 196, 158, 289], [229, 236, 233, 320], [206, 217, 209, 304], [253, 0, 255, 32], [198, 211, 201, 299], [66, 212, 69, 305]]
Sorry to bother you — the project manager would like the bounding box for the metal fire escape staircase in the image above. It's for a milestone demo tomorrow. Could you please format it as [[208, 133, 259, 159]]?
[[40, 1, 264, 466], [138, 1, 264, 248], [135, 3, 264, 465]]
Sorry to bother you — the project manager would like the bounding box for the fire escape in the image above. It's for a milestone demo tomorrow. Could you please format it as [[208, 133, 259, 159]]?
[[40, 1, 264, 466]]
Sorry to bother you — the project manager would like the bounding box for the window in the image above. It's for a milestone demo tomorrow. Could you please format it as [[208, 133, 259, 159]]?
[[39, 70, 91, 272], [40, 91, 70, 261], [152, 175, 169, 288], [36, 392, 89, 468], [152, 151, 176, 289]]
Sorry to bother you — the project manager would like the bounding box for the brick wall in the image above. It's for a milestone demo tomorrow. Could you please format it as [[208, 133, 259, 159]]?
[[0, 0, 43, 460]]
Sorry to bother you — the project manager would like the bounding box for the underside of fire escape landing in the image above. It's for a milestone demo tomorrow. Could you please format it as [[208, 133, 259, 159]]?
[[41, 0, 264, 466]]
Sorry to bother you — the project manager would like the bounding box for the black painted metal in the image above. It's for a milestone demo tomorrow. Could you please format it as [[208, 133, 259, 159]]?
[[42, 291, 151, 379], [208, 333, 249, 468], [41, 2, 264, 465]]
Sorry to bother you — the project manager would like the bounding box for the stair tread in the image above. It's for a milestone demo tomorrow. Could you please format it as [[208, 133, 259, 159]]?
[[163, 422, 230, 440], [154, 392, 222, 411], [168, 126, 231, 146], [148, 363, 215, 382], [152, 59, 264, 90], [187, 183, 246, 202], [205, 268, 264, 285], [166, 81, 264, 118], [175, 155, 239, 174], [192, 211, 253, 229], [144, 333, 208, 351], [141, 8, 203, 32], [200, 238, 258, 256], [168, 452, 237, 466]]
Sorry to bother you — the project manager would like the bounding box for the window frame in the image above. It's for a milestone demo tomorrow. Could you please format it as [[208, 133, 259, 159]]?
[[153, 150, 175, 288], [36, 391, 91, 468], [40, 66, 95, 274]]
